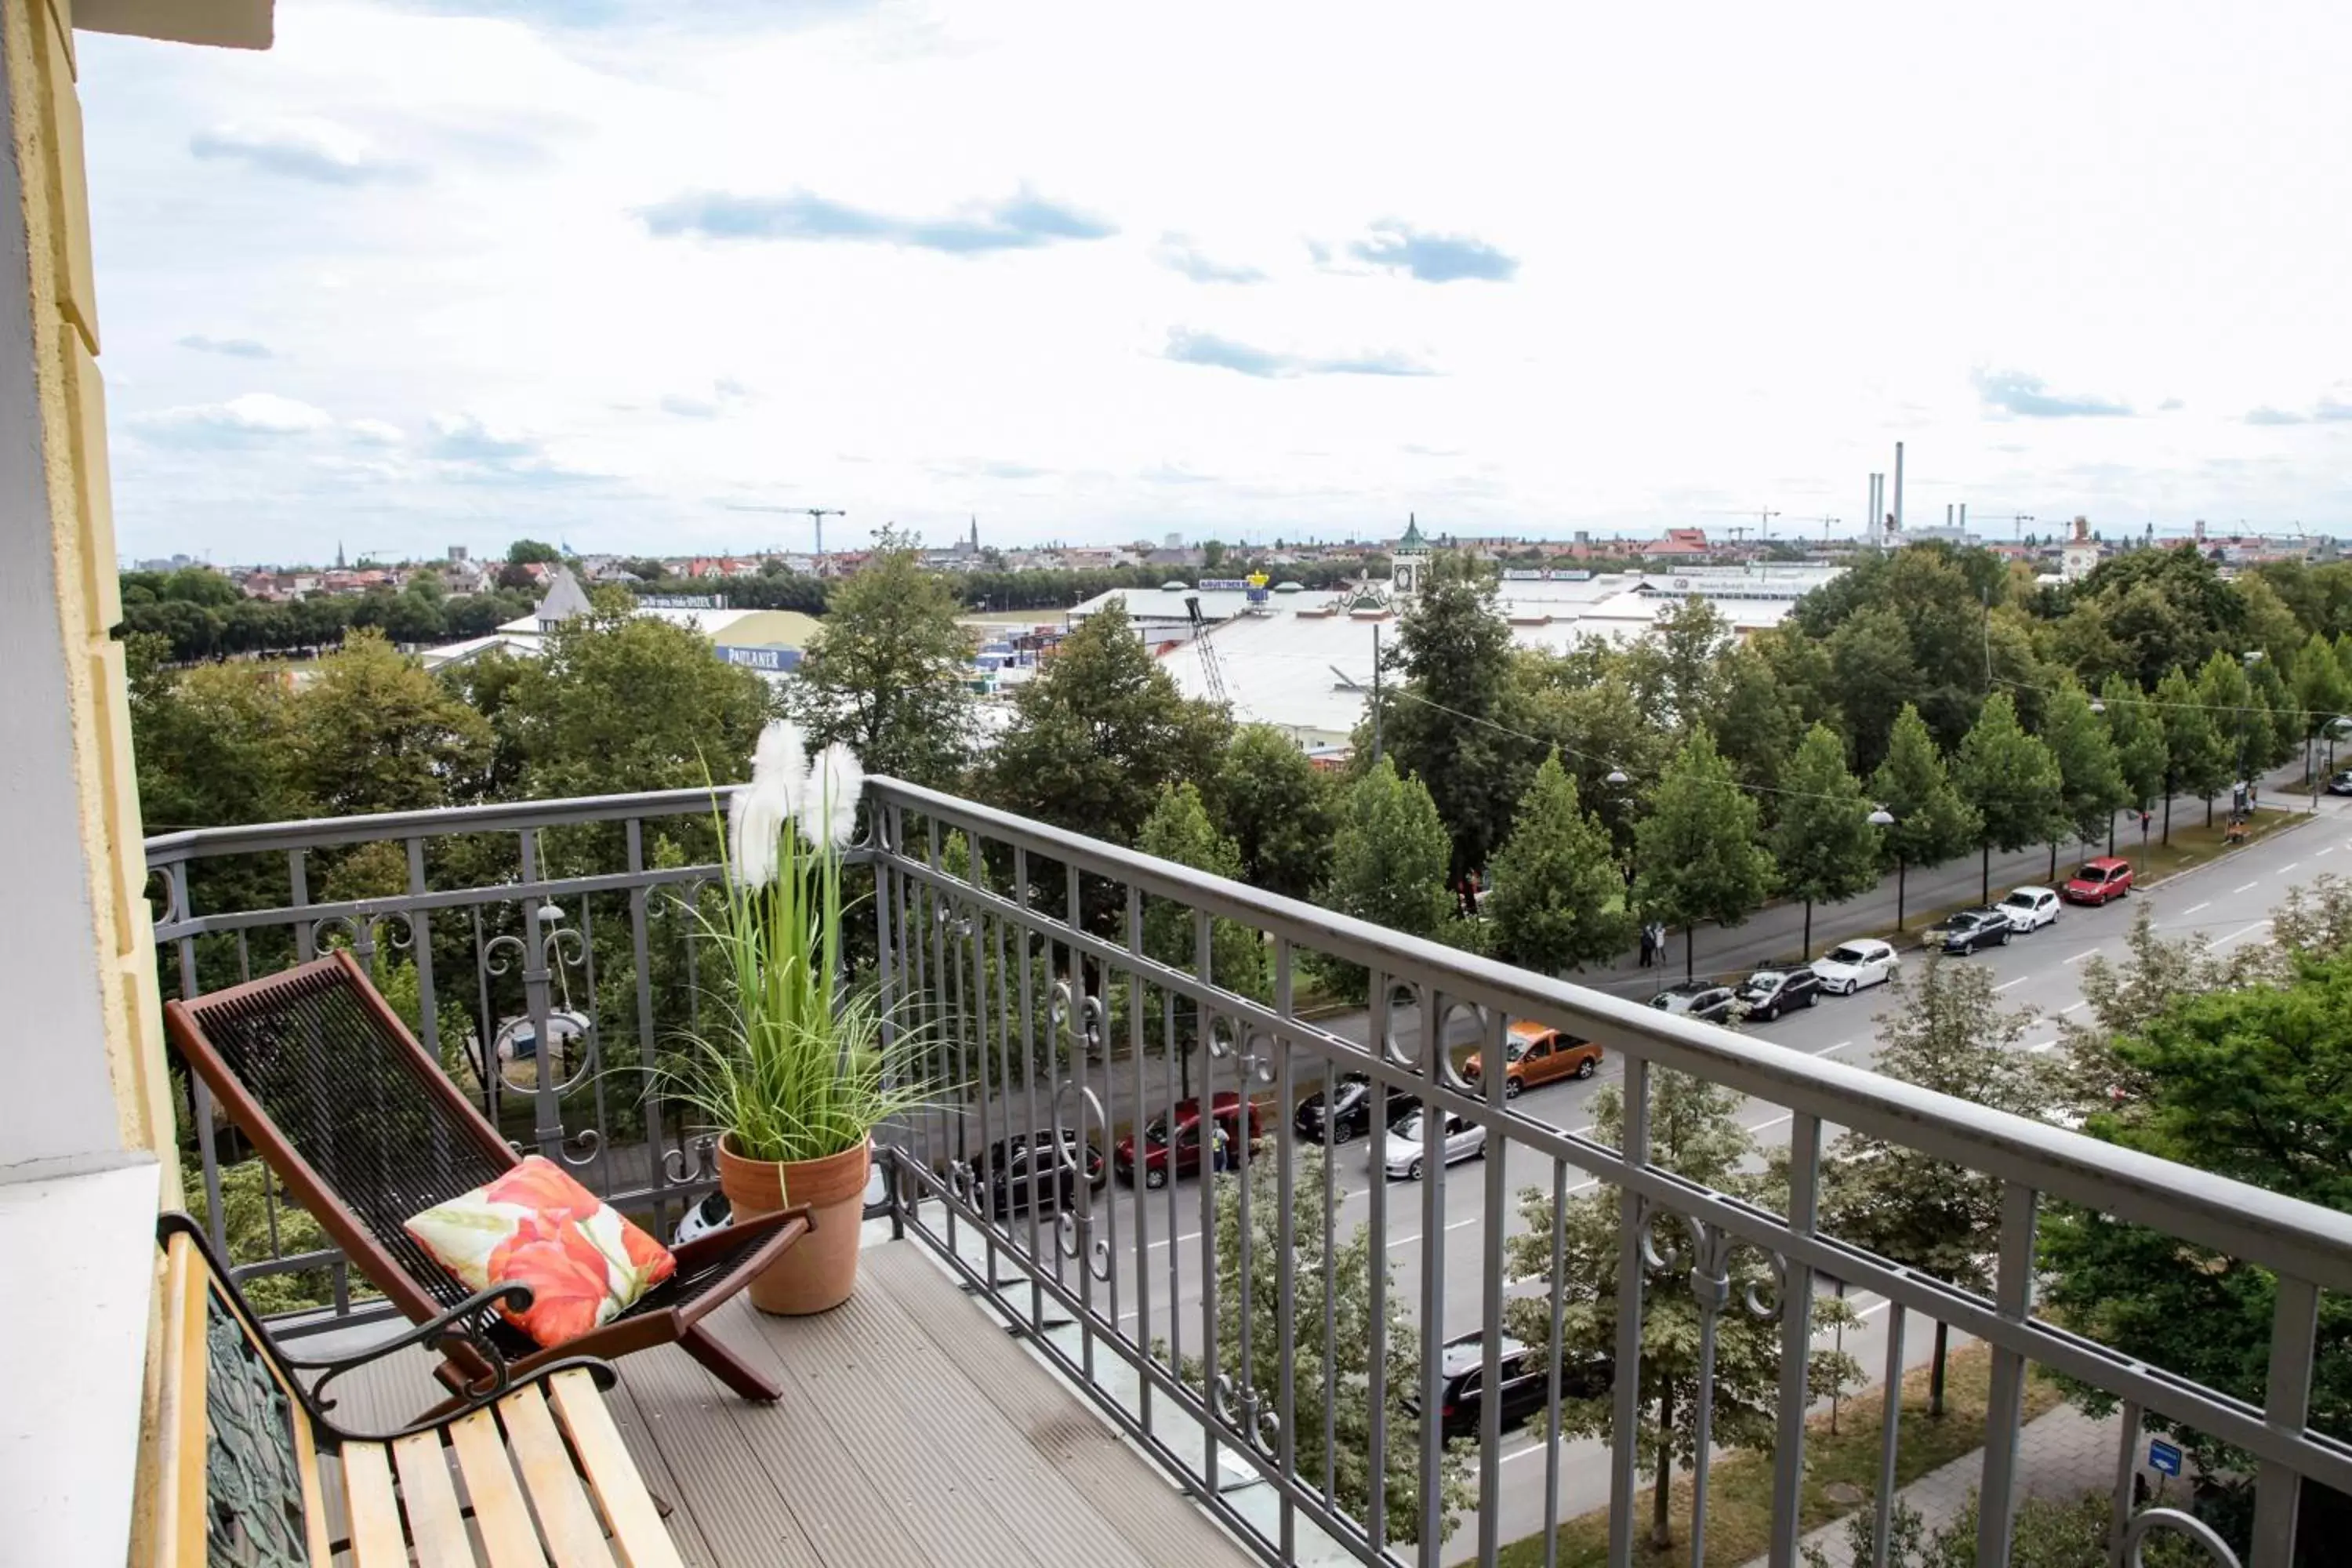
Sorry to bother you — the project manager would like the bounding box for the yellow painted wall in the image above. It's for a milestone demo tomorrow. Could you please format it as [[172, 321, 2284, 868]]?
[[3, 0, 177, 1196]]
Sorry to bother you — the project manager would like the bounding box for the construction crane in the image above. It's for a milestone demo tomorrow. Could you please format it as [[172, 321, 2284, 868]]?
[[1812, 515, 1841, 543], [800, 507, 846, 570], [1708, 507, 1780, 542], [1183, 595, 1229, 704]]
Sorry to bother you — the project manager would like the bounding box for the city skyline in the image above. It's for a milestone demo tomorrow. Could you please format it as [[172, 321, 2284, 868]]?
[[78, 1, 2352, 562]]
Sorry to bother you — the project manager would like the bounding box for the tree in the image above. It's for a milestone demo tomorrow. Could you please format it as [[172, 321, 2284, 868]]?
[[1486, 751, 1635, 974], [1504, 1072, 1858, 1550], [1770, 723, 1883, 956], [496, 601, 777, 800], [2195, 651, 2259, 823], [2041, 952, 2352, 1541], [786, 536, 975, 788], [1629, 596, 1733, 734], [2293, 631, 2352, 786], [1826, 604, 1925, 775], [2246, 652, 2302, 773], [2154, 666, 2224, 843], [1322, 758, 1454, 942], [1177, 1149, 1472, 1544], [127, 637, 306, 831], [293, 630, 493, 816], [1951, 692, 2063, 903], [1210, 724, 1336, 902], [1137, 782, 1267, 1095], [1633, 728, 1773, 978], [1869, 704, 1980, 931], [1706, 642, 1806, 804], [2040, 677, 2126, 877], [1820, 959, 2049, 1414], [506, 538, 562, 565], [1378, 556, 1529, 876], [982, 602, 1229, 847], [2100, 673, 2168, 852]]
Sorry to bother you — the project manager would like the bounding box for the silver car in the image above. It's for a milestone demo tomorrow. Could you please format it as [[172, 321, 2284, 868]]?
[[1381, 1108, 1487, 1181]]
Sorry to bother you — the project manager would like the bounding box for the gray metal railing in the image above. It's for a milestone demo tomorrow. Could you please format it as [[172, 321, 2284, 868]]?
[[146, 782, 2352, 1567]]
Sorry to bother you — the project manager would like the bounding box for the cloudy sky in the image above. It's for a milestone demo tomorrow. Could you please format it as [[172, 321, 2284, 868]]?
[[78, 1, 2352, 565]]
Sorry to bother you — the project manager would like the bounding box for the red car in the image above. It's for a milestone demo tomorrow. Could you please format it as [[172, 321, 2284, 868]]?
[[1113, 1093, 1265, 1189], [2062, 857, 2134, 906]]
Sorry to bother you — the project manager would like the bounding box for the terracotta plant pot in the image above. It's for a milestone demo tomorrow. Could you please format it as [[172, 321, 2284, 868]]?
[[717, 1134, 870, 1315]]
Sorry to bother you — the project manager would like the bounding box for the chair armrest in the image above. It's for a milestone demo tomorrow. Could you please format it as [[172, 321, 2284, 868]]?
[[316, 1352, 622, 1446], [286, 1282, 538, 1425], [669, 1202, 815, 1272]]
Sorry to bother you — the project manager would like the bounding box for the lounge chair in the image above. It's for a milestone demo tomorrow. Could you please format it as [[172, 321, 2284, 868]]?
[[164, 949, 809, 1402]]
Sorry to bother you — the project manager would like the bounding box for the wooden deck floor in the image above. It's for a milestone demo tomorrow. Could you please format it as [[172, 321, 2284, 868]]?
[[325, 1239, 1255, 1568]]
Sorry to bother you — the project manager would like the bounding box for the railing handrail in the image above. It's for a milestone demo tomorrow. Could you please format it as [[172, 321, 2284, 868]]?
[[141, 782, 741, 866], [862, 775, 2352, 1291]]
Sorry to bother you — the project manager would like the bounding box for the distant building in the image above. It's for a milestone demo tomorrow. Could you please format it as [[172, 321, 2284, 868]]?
[[2060, 517, 2103, 582]]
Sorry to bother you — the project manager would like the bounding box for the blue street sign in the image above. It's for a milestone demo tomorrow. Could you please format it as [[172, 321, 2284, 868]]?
[[2149, 1439, 2183, 1476]]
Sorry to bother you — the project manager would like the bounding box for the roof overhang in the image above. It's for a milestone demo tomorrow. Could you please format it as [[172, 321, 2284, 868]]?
[[75, 0, 273, 49]]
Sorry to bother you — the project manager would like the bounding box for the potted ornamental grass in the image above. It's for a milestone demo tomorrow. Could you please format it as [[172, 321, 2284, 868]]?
[[659, 723, 931, 1314]]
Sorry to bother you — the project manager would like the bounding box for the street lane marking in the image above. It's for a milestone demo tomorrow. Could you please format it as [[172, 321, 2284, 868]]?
[[2282, 862, 2301, 873], [2064, 949, 2098, 964], [1750, 1112, 1795, 1134], [2234, 881, 2259, 894], [2027, 1040, 2056, 1054], [1819, 1040, 1856, 1056], [1993, 978, 2028, 993], [2318, 844, 2337, 855], [2217, 920, 2273, 948], [2180, 902, 2209, 918], [2060, 1002, 2086, 1016]]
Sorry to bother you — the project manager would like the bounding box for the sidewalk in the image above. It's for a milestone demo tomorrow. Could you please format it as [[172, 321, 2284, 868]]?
[[1740, 1403, 2122, 1568]]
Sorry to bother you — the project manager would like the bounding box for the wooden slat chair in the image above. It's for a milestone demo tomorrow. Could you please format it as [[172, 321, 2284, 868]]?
[[165, 950, 810, 1403], [151, 1212, 684, 1567]]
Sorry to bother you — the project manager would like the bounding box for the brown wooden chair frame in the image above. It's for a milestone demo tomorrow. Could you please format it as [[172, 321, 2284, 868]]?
[[165, 949, 811, 1402]]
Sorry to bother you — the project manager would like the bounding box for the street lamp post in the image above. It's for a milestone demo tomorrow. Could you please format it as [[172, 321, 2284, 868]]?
[[1868, 805, 1900, 931]]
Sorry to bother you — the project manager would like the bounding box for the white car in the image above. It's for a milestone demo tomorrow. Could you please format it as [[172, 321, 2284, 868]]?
[[1812, 938, 1900, 996], [1997, 886, 2061, 933], [1381, 1107, 1487, 1181]]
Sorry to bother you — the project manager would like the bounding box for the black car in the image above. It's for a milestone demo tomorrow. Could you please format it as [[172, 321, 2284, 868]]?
[[2330, 770, 2352, 797], [1294, 1072, 1378, 1144], [1648, 982, 1739, 1025], [1407, 1331, 1610, 1441], [1939, 909, 2014, 956], [1735, 966, 1821, 1022], [960, 1130, 1105, 1218]]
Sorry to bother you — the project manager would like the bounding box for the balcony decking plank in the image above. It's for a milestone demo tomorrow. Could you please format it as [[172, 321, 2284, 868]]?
[[860, 1243, 1253, 1568]]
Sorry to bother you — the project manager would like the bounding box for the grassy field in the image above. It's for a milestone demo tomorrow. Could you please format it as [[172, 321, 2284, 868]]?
[[1493, 1343, 2064, 1568]]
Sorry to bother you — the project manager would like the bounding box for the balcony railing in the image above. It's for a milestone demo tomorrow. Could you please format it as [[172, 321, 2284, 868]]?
[[148, 781, 2352, 1568]]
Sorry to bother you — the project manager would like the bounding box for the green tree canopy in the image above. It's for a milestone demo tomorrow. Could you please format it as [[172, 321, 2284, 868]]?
[[2041, 677, 2127, 848], [2294, 631, 2352, 741], [2194, 649, 2260, 789], [1321, 758, 1454, 941], [2099, 673, 2169, 815], [2153, 665, 2226, 838], [785, 536, 975, 789], [1952, 691, 2064, 900], [982, 601, 1229, 845], [1137, 782, 1265, 1000], [506, 538, 562, 565], [1869, 703, 1980, 873], [1633, 727, 1773, 970], [1769, 721, 1883, 955], [1378, 555, 1530, 875], [1209, 724, 1337, 902], [1486, 750, 1634, 974], [1826, 604, 1925, 775], [294, 630, 493, 816]]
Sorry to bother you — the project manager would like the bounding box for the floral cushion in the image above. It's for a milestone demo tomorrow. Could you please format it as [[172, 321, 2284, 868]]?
[[403, 1156, 677, 1348]]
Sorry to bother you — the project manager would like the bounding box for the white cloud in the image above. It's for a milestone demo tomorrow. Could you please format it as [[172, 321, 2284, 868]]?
[[74, 1, 2352, 561], [345, 417, 405, 445]]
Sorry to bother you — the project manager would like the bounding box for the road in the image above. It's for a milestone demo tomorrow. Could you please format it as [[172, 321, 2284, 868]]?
[[967, 790, 2351, 1559]]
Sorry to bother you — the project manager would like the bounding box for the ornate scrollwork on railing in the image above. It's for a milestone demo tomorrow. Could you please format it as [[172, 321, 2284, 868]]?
[[662, 1133, 719, 1185], [1210, 1370, 1284, 1456], [1378, 982, 1427, 1071], [1741, 1248, 1789, 1322], [1047, 1083, 1113, 1279], [2121, 1508, 2241, 1568], [310, 907, 417, 964]]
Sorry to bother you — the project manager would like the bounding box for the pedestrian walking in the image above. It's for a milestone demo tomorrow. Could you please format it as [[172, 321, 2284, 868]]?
[[1646, 920, 1667, 968], [1638, 924, 1655, 968]]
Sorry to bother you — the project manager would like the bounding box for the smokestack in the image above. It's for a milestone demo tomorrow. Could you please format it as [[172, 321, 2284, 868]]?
[[1947, 503, 1954, 528], [1865, 475, 1878, 547], [1958, 503, 1967, 535], [1893, 441, 1906, 533]]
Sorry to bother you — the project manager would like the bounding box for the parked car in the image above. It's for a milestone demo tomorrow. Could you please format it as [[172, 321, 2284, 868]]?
[[960, 1130, 1106, 1218], [1114, 1093, 1265, 1189], [1463, 1022, 1603, 1098], [1939, 909, 2014, 955], [1996, 886, 2061, 932], [1647, 982, 1740, 1025], [1404, 1331, 1612, 1441], [1735, 966, 1821, 1021], [1294, 1072, 1376, 1144], [2329, 770, 2352, 797], [1380, 1105, 1486, 1181], [2062, 857, 2135, 906], [1812, 938, 1900, 995]]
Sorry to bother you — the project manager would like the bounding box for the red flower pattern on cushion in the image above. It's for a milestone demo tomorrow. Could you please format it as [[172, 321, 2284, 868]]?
[[486, 1212, 618, 1347], [403, 1155, 678, 1349]]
